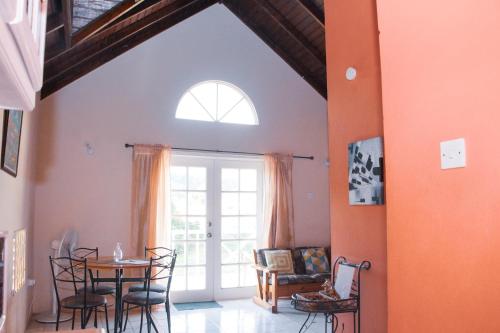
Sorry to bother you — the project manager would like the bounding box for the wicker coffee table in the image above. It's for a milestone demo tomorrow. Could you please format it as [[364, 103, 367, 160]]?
[[291, 291, 358, 333]]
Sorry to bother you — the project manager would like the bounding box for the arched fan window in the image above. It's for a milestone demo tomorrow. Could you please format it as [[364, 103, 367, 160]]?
[[176, 81, 258, 125]]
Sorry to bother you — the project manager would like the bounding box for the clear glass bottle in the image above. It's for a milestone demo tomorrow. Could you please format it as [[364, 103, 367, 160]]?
[[113, 242, 123, 262]]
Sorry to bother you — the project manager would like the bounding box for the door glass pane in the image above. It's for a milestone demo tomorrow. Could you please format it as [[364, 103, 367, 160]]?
[[188, 167, 206, 190], [239, 240, 255, 263], [187, 217, 206, 240], [171, 192, 187, 215], [171, 166, 187, 190], [221, 217, 239, 240], [172, 216, 187, 240], [221, 241, 239, 264], [240, 265, 256, 287], [240, 217, 256, 239], [187, 266, 206, 290], [221, 193, 238, 215], [187, 242, 206, 265], [221, 265, 239, 288], [240, 193, 256, 215], [188, 192, 206, 215], [173, 241, 186, 266], [172, 267, 186, 291], [240, 169, 257, 191], [221, 168, 239, 191]]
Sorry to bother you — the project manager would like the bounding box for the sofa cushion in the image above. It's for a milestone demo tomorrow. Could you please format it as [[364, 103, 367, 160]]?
[[268, 272, 331, 285], [264, 249, 294, 274], [292, 247, 331, 274], [301, 247, 330, 274]]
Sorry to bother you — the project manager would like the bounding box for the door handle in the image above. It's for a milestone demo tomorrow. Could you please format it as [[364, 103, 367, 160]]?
[[207, 232, 213, 238]]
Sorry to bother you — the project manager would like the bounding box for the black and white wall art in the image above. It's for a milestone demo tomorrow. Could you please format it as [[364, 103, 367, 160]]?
[[348, 137, 384, 205]]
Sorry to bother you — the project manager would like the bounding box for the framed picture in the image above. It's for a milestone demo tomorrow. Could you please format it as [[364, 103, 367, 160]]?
[[348, 136, 384, 205], [1, 110, 23, 177]]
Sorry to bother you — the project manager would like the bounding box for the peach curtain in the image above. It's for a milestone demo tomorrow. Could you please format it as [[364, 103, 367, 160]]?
[[130, 144, 171, 256], [264, 153, 295, 248]]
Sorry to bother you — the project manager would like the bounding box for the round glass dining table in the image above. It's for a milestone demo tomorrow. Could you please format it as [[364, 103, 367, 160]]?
[[87, 257, 150, 333]]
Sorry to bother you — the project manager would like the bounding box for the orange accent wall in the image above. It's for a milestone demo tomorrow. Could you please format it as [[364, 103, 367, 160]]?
[[325, 1, 387, 332], [377, 1, 500, 332]]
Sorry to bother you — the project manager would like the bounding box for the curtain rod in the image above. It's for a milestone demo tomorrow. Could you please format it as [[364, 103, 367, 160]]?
[[124, 144, 314, 160]]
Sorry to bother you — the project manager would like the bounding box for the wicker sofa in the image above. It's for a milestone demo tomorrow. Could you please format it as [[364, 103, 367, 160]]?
[[252, 247, 331, 313]]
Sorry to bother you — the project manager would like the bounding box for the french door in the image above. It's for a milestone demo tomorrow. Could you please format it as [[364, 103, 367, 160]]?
[[168, 155, 263, 302]]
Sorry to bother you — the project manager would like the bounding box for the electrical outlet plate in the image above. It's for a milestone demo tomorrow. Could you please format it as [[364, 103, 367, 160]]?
[[440, 138, 466, 169]]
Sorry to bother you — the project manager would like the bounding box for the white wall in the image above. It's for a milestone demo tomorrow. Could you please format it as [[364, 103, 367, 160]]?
[[0, 110, 37, 333], [33, 4, 329, 311]]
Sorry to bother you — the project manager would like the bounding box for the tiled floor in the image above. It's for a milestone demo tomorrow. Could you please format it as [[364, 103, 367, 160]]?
[[27, 299, 330, 332]]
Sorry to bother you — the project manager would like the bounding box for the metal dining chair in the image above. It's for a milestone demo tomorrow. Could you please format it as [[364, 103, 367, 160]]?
[[120, 258, 162, 333], [71, 247, 115, 296], [123, 247, 177, 333], [49, 256, 110, 332]]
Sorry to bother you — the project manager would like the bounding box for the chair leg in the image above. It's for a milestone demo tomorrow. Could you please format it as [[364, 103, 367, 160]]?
[[145, 308, 151, 333], [71, 309, 75, 330], [104, 304, 110, 333], [94, 306, 98, 327], [165, 300, 171, 333], [81, 309, 85, 329], [123, 303, 130, 331], [139, 307, 144, 333], [55, 306, 61, 331], [149, 306, 158, 333]]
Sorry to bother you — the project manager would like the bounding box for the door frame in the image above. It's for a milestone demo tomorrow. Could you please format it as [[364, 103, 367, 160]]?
[[168, 152, 264, 302]]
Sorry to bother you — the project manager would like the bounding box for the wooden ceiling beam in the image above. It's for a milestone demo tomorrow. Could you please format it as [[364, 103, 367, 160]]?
[[61, 0, 73, 48], [72, 0, 146, 45], [295, 0, 324, 27], [223, 1, 326, 98], [252, 0, 325, 66], [42, 0, 218, 98], [46, 12, 64, 34]]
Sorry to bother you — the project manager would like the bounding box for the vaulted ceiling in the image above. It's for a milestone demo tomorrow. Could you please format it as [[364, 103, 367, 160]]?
[[42, 0, 326, 99]]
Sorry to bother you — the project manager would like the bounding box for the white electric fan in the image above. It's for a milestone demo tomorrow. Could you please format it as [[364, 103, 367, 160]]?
[[35, 229, 78, 323]]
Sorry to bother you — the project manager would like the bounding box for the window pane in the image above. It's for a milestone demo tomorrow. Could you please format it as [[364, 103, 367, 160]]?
[[217, 83, 244, 119], [176, 92, 213, 122], [220, 99, 256, 125], [171, 216, 186, 241], [171, 166, 187, 190], [240, 265, 256, 287], [172, 266, 186, 291], [173, 242, 186, 266], [188, 167, 206, 191], [187, 217, 206, 240], [221, 168, 239, 191], [221, 265, 239, 288], [188, 192, 206, 215], [221, 241, 239, 264], [171, 191, 187, 215], [240, 193, 256, 215], [190, 82, 217, 120], [239, 240, 255, 263], [187, 242, 206, 265], [221, 193, 238, 215], [240, 169, 257, 191], [240, 217, 256, 239], [221, 217, 239, 240], [187, 266, 206, 290]]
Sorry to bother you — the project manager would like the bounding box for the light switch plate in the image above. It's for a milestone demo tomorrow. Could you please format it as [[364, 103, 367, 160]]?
[[440, 138, 466, 169]]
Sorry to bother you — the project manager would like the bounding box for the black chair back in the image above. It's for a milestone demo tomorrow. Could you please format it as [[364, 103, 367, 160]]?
[[70, 247, 101, 291], [144, 247, 177, 293], [49, 256, 89, 306]]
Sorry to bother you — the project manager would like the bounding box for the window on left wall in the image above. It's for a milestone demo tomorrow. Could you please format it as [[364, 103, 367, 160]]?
[[12, 229, 26, 293]]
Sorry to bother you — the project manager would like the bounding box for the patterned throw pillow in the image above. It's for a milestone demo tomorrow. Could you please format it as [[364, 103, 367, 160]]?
[[301, 247, 330, 274], [264, 250, 294, 274]]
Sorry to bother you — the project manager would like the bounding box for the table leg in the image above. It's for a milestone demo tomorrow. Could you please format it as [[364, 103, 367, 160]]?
[[114, 269, 122, 333]]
